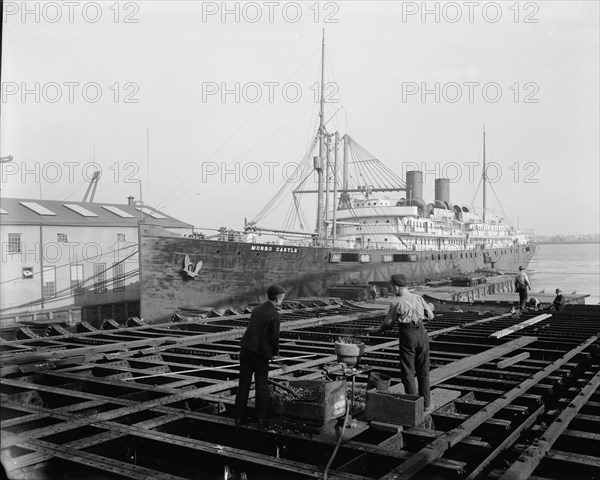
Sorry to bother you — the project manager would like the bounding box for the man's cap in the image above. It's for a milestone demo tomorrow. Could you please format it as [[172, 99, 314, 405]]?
[[519, 266, 525, 270], [391, 274, 408, 287], [267, 284, 286, 299], [556, 288, 561, 293]]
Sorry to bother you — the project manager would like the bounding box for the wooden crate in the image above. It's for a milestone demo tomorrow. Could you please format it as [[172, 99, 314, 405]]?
[[282, 379, 347, 423], [365, 389, 424, 426]]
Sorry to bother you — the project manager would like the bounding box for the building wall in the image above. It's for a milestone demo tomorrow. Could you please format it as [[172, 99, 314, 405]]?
[[1, 224, 139, 316], [1, 224, 43, 311]]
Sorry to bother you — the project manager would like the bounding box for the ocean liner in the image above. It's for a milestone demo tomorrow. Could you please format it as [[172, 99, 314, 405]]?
[[139, 36, 534, 322]]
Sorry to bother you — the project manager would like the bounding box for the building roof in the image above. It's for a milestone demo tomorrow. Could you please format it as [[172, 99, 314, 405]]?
[[0, 198, 193, 229]]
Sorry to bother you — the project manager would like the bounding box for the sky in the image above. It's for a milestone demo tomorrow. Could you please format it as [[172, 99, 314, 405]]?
[[1, 0, 599, 236]]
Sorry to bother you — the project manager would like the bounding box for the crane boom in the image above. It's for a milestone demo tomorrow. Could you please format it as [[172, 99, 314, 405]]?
[[83, 171, 101, 202]]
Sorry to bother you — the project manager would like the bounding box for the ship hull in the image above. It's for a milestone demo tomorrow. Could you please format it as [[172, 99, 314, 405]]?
[[140, 225, 534, 322]]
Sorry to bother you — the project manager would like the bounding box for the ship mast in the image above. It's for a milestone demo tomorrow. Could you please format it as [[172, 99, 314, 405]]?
[[482, 124, 486, 223], [315, 29, 326, 240]]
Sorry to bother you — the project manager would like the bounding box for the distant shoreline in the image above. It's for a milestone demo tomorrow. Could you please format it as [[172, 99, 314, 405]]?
[[535, 241, 599, 245]]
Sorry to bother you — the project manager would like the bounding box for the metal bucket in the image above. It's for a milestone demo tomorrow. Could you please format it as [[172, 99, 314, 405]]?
[[334, 341, 365, 365], [369, 372, 391, 392]]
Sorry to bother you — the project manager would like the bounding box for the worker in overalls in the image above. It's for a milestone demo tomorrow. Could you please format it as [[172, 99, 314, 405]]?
[[514, 266, 531, 312]]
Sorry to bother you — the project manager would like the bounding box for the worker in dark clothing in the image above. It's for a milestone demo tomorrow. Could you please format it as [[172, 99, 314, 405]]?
[[549, 288, 566, 311], [234, 285, 285, 428], [370, 274, 434, 408], [514, 266, 531, 311]]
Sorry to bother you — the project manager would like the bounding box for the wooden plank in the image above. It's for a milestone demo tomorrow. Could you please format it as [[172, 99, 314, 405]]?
[[496, 352, 530, 369], [489, 314, 551, 339], [425, 388, 461, 414], [543, 449, 600, 467], [428, 313, 513, 338]]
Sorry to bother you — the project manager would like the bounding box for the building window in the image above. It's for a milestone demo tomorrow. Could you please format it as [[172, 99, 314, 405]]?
[[117, 233, 126, 242], [8, 233, 21, 253], [113, 262, 125, 291], [94, 263, 106, 293], [42, 266, 56, 297], [57, 233, 68, 242], [71, 265, 84, 295]]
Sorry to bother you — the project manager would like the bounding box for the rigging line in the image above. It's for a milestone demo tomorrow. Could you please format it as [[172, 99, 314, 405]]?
[[352, 142, 379, 185], [63, 183, 89, 201], [284, 180, 309, 231], [358, 150, 378, 185], [352, 139, 404, 186], [488, 182, 511, 225], [495, 180, 516, 227], [290, 198, 309, 232], [285, 194, 309, 233], [470, 176, 483, 208], [361, 158, 379, 189], [0, 245, 139, 285], [305, 94, 320, 147], [282, 199, 296, 231], [51, 178, 88, 201], [53, 180, 85, 200], [484, 144, 516, 227], [351, 147, 369, 188], [362, 150, 387, 189], [253, 155, 310, 224], [323, 48, 349, 134], [156, 49, 320, 211], [0, 268, 139, 313], [161, 104, 317, 211], [85, 271, 137, 294], [252, 135, 317, 223], [464, 135, 485, 207], [1, 271, 139, 311], [11, 272, 140, 312], [296, 189, 311, 232], [35, 269, 140, 306]]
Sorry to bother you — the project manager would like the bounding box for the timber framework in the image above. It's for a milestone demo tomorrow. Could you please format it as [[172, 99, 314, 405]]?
[[1, 301, 599, 479]]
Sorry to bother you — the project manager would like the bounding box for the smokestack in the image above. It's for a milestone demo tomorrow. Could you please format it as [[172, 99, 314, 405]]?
[[127, 196, 134, 205], [405, 171, 423, 202], [435, 178, 450, 205]]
